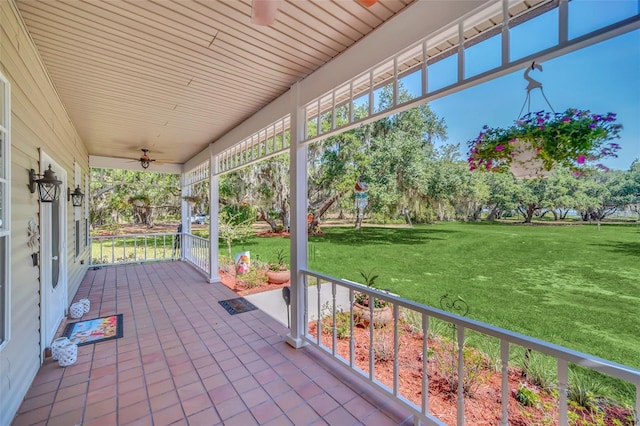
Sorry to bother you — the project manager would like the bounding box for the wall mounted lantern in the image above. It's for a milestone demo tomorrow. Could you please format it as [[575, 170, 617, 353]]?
[[68, 185, 84, 207], [28, 165, 62, 202]]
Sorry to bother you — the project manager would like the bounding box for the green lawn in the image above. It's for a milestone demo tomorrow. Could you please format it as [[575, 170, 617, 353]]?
[[236, 222, 640, 372]]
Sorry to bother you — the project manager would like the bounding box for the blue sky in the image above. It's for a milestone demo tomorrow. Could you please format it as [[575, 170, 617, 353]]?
[[426, 4, 639, 171]]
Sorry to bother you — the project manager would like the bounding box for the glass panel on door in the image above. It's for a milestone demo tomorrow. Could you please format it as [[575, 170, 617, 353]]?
[[52, 199, 60, 288]]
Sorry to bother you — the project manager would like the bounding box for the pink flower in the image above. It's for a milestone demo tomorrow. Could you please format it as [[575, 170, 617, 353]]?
[[576, 155, 586, 164], [495, 145, 504, 151], [561, 117, 571, 123], [509, 139, 517, 144]]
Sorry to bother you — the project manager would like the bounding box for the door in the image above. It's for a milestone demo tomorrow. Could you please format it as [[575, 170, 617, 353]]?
[[40, 153, 67, 349]]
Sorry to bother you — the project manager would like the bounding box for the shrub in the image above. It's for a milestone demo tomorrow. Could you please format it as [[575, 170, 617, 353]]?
[[370, 330, 396, 362], [568, 368, 604, 410], [518, 349, 556, 389], [237, 268, 265, 289], [431, 339, 488, 396], [333, 312, 351, 339], [516, 382, 541, 407]]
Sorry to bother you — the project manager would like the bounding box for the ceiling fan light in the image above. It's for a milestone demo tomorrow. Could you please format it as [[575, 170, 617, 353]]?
[[251, 0, 279, 26], [357, 0, 378, 7]]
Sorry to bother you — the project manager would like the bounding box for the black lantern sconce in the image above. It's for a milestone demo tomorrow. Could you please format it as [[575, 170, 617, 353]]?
[[68, 185, 85, 207], [28, 165, 62, 202]]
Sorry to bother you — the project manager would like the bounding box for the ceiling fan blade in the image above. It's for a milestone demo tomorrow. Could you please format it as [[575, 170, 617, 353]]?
[[251, 0, 279, 26]]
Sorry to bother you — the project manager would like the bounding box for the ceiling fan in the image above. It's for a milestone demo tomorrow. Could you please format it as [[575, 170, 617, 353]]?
[[250, 0, 378, 26], [135, 149, 156, 169]]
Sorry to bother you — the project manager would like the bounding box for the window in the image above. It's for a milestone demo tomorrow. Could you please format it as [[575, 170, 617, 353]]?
[[75, 220, 80, 258], [0, 72, 11, 350]]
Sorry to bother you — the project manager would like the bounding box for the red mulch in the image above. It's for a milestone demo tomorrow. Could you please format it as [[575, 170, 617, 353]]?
[[307, 319, 635, 426], [218, 270, 289, 296]]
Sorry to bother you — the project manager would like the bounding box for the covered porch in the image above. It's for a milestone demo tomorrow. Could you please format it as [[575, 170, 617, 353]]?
[[12, 261, 411, 426], [2, 0, 640, 424]]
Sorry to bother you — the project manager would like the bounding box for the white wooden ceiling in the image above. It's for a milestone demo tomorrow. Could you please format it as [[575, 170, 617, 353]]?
[[15, 0, 417, 167]]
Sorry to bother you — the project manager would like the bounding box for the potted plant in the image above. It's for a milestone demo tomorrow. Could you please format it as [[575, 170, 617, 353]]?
[[352, 269, 392, 328], [467, 109, 622, 178], [265, 249, 290, 284]]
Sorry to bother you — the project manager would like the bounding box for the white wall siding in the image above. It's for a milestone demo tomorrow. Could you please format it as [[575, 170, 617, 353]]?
[[0, 1, 89, 424]]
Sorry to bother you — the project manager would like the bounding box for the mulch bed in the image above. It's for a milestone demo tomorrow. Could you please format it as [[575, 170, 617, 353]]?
[[308, 319, 635, 426]]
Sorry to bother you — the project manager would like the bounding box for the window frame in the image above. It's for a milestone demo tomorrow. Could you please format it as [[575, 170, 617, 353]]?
[[0, 72, 12, 351]]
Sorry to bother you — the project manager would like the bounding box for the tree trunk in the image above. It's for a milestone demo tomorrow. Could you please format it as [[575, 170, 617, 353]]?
[[487, 207, 498, 222], [258, 208, 278, 232], [309, 191, 345, 233], [356, 208, 364, 231], [405, 210, 412, 226], [519, 204, 536, 223]]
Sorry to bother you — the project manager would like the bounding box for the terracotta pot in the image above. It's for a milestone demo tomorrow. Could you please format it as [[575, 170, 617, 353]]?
[[266, 270, 290, 285], [353, 302, 392, 328]]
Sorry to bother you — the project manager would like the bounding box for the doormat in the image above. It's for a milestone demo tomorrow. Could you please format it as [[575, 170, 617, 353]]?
[[62, 314, 123, 346], [218, 298, 258, 315]]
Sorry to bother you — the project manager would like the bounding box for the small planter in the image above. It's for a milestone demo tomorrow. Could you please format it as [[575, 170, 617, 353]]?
[[266, 270, 290, 285], [353, 302, 392, 328], [57, 342, 78, 367]]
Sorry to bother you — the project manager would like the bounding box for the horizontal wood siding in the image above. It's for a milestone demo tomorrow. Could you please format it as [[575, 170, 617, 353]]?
[[0, 1, 89, 425]]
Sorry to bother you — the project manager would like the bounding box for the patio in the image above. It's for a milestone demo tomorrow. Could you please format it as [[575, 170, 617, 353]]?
[[11, 261, 412, 426]]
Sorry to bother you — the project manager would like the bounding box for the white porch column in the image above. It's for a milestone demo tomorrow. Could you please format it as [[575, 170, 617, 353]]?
[[209, 148, 221, 283], [287, 83, 308, 348], [180, 174, 190, 261]]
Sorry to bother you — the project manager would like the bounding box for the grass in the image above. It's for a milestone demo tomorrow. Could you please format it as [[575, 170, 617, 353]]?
[[232, 222, 640, 404], [304, 223, 640, 367]]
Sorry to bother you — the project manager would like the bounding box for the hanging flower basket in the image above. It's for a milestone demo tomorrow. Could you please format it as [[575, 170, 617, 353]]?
[[467, 109, 622, 178]]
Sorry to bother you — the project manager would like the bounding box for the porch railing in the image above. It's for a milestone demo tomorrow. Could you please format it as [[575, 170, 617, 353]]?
[[301, 269, 640, 426], [90, 233, 180, 267], [181, 233, 210, 275], [90, 232, 211, 275]]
